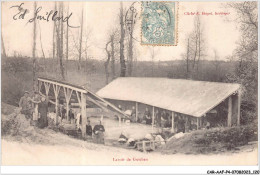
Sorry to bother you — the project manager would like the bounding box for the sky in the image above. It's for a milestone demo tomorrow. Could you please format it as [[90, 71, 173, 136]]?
[[2, 1, 241, 61]]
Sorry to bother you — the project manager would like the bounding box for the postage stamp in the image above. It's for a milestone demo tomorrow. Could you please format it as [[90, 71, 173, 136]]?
[[141, 1, 178, 46]]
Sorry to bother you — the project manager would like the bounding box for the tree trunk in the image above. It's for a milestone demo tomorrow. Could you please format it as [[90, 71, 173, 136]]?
[[127, 9, 134, 76], [52, 2, 56, 74], [56, 2, 60, 77], [105, 41, 112, 84], [186, 38, 190, 78], [111, 35, 115, 79], [85, 38, 88, 73], [196, 18, 201, 78], [78, 7, 84, 71], [32, 2, 38, 91], [59, 2, 65, 80], [38, 21, 46, 71], [66, 3, 69, 75], [119, 2, 126, 77]]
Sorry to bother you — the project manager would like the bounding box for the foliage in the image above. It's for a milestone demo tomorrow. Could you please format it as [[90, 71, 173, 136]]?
[[240, 109, 257, 125], [2, 56, 32, 75], [2, 71, 33, 106], [195, 124, 257, 150], [225, 2, 258, 121], [1, 56, 239, 106], [163, 123, 257, 154]]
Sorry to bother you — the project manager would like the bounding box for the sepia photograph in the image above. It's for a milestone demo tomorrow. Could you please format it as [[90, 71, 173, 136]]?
[[1, 0, 258, 169]]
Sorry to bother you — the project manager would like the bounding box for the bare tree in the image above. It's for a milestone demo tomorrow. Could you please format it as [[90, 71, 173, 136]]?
[[32, 2, 38, 91], [104, 40, 112, 84], [52, 2, 56, 73], [149, 47, 156, 76], [69, 24, 91, 73], [104, 29, 118, 84], [184, 38, 190, 78], [213, 49, 221, 81], [119, 2, 126, 77], [184, 15, 205, 79], [66, 3, 69, 75], [227, 2, 257, 64], [55, 2, 60, 77], [110, 32, 116, 79], [38, 20, 46, 71], [59, 2, 65, 80], [126, 7, 135, 76], [196, 16, 203, 74], [225, 2, 258, 109], [78, 6, 84, 71], [54, 2, 65, 80], [84, 29, 92, 73]]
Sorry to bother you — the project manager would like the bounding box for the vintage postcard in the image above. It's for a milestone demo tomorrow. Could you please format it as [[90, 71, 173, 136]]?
[[1, 0, 258, 169]]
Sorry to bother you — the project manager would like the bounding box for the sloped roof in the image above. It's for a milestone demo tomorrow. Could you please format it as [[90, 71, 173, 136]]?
[[97, 77, 240, 118]]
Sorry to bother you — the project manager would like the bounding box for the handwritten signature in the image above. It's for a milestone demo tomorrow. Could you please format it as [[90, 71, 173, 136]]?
[[10, 3, 79, 28]]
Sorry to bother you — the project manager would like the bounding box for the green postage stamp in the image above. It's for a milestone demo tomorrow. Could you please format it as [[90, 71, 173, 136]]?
[[141, 1, 178, 46]]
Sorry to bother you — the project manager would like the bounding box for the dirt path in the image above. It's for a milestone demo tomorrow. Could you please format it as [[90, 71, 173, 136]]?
[[2, 128, 258, 166], [1, 103, 258, 165]]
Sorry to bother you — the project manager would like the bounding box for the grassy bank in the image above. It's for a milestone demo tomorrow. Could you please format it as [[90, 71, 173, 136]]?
[[162, 123, 258, 155]]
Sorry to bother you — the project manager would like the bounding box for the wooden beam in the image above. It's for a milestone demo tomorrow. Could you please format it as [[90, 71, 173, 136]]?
[[38, 77, 127, 118], [87, 95, 103, 107], [55, 93, 59, 125], [197, 117, 199, 130], [237, 90, 241, 126], [81, 92, 87, 138], [135, 102, 138, 122], [119, 116, 121, 126], [171, 112, 174, 132], [52, 84, 60, 97], [76, 91, 81, 104], [63, 87, 73, 120], [142, 141, 147, 153], [227, 96, 232, 127], [44, 82, 50, 96], [52, 84, 61, 125], [38, 81, 42, 93], [87, 91, 127, 117], [38, 78, 86, 93], [152, 106, 154, 131]]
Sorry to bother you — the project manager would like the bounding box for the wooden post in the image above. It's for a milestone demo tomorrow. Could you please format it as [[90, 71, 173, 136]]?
[[237, 90, 241, 126], [38, 81, 42, 93], [55, 97, 59, 125], [197, 118, 199, 130], [228, 96, 232, 127], [76, 91, 81, 104], [142, 141, 146, 153], [135, 102, 138, 122], [34, 80, 41, 120], [152, 106, 155, 131], [119, 116, 121, 126], [171, 112, 174, 132], [63, 87, 73, 121], [81, 92, 87, 138], [44, 82, 50, 100], [53, 84, 60, 125]]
